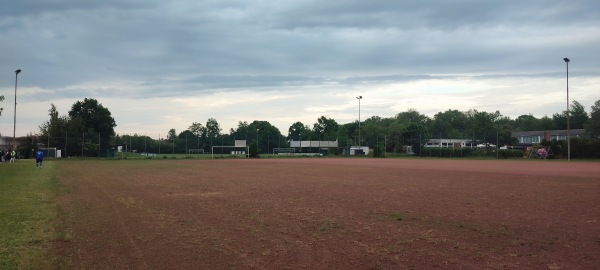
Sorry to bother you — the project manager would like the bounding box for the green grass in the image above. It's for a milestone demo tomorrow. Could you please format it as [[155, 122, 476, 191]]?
[[0, 160, 66, 269], [317, 220, 343, 233]]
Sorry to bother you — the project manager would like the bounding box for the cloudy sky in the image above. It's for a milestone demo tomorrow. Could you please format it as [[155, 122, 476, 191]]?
[[1, 0, 599, 138]]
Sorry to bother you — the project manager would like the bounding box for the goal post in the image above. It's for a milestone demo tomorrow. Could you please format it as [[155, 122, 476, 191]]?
[[211, 146, 250, 159]]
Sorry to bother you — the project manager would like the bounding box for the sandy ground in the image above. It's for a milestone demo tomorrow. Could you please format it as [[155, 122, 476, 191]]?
[[53, 158, 600, 269]]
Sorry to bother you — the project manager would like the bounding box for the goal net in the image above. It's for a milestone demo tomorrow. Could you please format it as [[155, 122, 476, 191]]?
[[188, 149, 205, 154], [41, 147, 59, 158]]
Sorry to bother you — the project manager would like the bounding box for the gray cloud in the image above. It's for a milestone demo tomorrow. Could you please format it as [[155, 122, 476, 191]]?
[[1, 0, 599, 136]]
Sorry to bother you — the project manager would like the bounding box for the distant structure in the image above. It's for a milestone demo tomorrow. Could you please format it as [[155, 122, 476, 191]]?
[[512, 129, 587, 145]]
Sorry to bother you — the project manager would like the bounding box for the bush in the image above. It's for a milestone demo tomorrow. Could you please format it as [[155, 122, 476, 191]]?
[[249, 142, 259, 158], [421, 147, 474, 158], [570, 137, 600, 158], [541, 138, 600, 159], [471, 148, 496, 158], [540, 140, 562, 158], [498, 149, 523, 159]]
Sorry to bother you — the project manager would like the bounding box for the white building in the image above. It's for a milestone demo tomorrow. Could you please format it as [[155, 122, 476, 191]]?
[[424, 139, 474, 148]]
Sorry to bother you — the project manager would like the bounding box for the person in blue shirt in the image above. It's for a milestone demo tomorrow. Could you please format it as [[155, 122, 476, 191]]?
[[35, 149, 44, 168]]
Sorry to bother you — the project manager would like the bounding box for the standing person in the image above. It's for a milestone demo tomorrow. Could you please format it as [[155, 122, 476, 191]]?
[[6, 150, 11, 163], [0, 149, 4, 163], [36, 149, 44, 168], [10, 150, 16, 163]]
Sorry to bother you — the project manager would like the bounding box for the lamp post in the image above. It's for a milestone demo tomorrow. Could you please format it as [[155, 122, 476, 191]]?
[[563, 58, 570, 161], [13, 69, 21, 151], [356, 96, 362, 146]]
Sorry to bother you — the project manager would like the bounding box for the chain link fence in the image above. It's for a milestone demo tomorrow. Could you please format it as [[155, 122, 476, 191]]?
[[15, 129, 572, 159]]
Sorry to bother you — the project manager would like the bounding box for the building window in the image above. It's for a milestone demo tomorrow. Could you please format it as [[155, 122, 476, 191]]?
[[519, 136, 542, 144]]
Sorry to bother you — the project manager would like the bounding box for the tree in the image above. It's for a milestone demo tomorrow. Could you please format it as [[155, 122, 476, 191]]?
[[362, 116, 386, 151], [40, 103, 67, 144], [203, 118, 222, 149], [570, 100, 589, 129], [313, 116, 339, 140], [515, 114, 554, 131], [395, 109, 430, 126], [538, 116, 554, 130], [188, 122, 205, 138], [206, 118, 221, 138], [248, 120, 283, 154], [174, 130, 197, 153], [68, 98, 116, 151], [586, 99, 600, 136], [402, 122, 428, 155], [115, 134, 158, 153], [338, 122, 358, 147], [248, 142, 259, 158], [167, 129, 177, 141], [231, 121, 249, 140], [465, 109, 503, 132], [514, 114, 539, 131], [430, 110, 469, 137], [553, 100, 588, 130], [552, 112, 567, 130], [288, 121, 310, 140], [385, 121, 404, 152], [392, 109, 430, 153], [38, 104, 84, 156]]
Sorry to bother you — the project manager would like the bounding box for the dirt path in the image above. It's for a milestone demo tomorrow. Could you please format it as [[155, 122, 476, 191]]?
[[55, 158, 600, 269]]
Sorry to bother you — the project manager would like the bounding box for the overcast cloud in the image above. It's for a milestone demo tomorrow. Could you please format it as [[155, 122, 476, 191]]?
[[1, 0, 599, 137]]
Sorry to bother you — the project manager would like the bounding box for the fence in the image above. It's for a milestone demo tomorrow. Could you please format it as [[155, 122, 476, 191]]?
[[17, 129, 585, 159]]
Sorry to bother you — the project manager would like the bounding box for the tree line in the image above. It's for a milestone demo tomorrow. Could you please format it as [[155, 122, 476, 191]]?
[[22, 97, 600, 157]]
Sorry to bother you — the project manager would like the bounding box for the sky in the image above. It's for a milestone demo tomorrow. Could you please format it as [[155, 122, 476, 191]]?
[[1, 0, 599, 138]]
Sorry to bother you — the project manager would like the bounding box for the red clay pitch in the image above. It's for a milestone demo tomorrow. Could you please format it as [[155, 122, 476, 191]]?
[[54, 158, 600, 269]]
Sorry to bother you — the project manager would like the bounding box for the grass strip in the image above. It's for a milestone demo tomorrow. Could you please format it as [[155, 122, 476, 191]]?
[[0, 160, 66, 269]]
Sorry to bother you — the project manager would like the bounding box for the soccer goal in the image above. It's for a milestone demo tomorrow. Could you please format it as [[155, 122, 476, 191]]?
[[188, 149, 205, 154], [41, 147, 59, 158], [273, 148, 296, 155]]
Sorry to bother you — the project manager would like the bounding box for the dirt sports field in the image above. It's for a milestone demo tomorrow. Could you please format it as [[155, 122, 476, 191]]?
[[53, 158, 600, 269]]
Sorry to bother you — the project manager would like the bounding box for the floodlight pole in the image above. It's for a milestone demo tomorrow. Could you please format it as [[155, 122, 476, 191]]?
[[564, 58, 570, 161], [356, 96, 362, 146], [13, 69, 21, 151]]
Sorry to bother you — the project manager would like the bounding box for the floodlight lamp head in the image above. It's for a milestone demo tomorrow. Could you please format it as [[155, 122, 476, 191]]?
[[356, 96, 362, 99], [563, 58, 570, 63], [15, 69, 21, 75]]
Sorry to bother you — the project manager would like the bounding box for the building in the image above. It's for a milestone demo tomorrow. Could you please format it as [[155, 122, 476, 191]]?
[[344, 146, 370, 155], [512, 129, 587, 145], [424, 139, 474, 148]]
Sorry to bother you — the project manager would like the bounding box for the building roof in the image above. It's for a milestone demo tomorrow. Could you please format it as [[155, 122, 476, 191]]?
[[512, 129, 587, 137]]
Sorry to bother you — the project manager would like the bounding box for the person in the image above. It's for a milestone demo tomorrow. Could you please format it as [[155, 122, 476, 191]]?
[[0, 149, 4, 163], [10, 150, 16, 163], [6, 150, 11, 163], [36, 149, 44, 168]]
